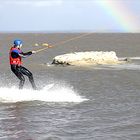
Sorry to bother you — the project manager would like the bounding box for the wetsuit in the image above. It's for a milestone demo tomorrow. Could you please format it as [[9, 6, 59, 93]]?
[[9, 47, 37, 90]]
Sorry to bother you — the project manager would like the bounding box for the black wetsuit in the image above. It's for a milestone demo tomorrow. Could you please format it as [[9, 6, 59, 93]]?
[[10, 51, 37, 90]]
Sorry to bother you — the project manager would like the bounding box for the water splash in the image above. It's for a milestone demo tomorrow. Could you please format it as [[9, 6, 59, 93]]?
[[0, 84, 88, 103]]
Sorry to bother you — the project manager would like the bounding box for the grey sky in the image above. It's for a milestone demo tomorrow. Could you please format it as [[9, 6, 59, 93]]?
[[0, 0, 140, 32]]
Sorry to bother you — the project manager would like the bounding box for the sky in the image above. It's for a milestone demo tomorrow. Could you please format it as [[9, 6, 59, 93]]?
[[0, 0, 140, 32]]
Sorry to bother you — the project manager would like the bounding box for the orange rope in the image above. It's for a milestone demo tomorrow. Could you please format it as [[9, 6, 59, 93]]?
[[35, 32, 93, 53]]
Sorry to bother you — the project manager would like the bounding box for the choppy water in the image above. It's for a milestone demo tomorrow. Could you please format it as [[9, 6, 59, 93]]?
[[0, 33, 140, 140]]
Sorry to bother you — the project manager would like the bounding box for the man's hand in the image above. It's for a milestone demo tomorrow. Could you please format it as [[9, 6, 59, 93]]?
[[32, 51, 36, 54], [48, 45, 53, 48]]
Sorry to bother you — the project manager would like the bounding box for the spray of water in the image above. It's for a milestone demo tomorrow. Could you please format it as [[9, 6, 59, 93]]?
[[0, 84, 88, 103]]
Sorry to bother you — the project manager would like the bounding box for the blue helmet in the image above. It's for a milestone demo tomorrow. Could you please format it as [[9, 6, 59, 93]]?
[[14, 39, 22, 46]]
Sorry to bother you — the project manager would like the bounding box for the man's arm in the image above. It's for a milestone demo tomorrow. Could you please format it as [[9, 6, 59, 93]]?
[[19, 51, 33, 57], [11, 49, 35, 58]]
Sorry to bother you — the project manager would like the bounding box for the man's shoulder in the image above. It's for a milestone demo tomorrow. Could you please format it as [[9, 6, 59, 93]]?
[[11, 48, 22, 54]]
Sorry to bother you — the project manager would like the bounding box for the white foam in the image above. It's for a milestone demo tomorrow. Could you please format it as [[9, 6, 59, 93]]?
[[52, 51, 122, 66], [0, 84, 88, 103]]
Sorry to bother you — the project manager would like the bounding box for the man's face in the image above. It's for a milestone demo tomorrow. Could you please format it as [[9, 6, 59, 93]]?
[[17, 44, 22, 49]]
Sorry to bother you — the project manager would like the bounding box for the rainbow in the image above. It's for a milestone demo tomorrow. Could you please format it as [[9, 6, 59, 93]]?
[[96, 0, 140, 32]]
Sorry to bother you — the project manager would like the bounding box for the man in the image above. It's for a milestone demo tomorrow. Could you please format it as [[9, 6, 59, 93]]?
[[9, 39, 37, 90]]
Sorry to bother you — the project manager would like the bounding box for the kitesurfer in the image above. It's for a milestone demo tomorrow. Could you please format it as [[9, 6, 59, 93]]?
[[9, 39, 37, 90]]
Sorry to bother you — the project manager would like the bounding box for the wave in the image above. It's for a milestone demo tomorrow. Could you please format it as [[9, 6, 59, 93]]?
[[0, 84, 88, 103], [100, 63, 140, 71], [129, 57, 140, 60], [119, 57, 140, 60]]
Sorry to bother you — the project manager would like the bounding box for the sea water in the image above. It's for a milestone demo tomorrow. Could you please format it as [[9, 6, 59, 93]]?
[[0, 33, 140, 140]]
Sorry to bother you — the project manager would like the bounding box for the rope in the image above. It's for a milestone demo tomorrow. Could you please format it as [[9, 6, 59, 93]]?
[[35, 32, 93, 53]]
